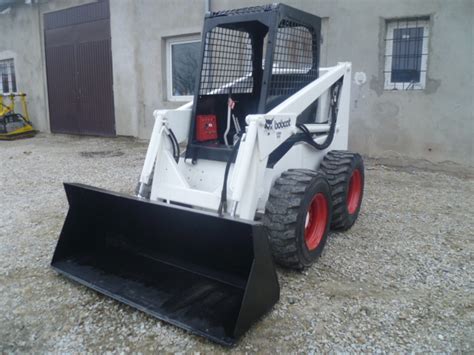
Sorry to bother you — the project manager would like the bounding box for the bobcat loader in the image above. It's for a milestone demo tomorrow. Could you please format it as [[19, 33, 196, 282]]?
[[51, 4, 364, 345]]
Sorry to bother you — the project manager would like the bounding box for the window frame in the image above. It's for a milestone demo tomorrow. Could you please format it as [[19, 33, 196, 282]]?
[[0, 58, 17, 94], [166, 36, 201, 102], [384, 18, 430, 91]]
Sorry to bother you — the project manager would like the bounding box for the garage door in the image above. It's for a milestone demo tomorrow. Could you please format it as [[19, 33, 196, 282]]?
[[44, 0, 115, 136]]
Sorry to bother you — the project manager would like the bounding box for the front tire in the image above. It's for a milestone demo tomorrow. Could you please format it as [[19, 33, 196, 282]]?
[[263, 169, 332, 270]]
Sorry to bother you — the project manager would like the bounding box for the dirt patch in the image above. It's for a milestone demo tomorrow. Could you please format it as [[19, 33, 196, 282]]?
[[79, 150, 125, 158]]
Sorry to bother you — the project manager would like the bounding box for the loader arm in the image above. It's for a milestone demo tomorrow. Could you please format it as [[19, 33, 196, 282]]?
[[139, 63, 351, 220]]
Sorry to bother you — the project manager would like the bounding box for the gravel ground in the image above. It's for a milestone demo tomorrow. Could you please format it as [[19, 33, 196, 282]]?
[[1, 134, 473, 353]]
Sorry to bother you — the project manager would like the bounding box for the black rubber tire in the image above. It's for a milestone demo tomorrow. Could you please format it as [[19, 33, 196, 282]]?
[[263, 169, 332, 270], [320, 151, 365, 231]]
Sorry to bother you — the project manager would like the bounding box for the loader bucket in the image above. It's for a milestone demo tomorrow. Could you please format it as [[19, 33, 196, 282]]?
[[51, 183, 279, 345]]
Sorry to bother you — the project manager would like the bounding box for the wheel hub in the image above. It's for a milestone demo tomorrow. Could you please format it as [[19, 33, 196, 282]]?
[[347, 169, 362, 214], [304, 193, 328, 251]]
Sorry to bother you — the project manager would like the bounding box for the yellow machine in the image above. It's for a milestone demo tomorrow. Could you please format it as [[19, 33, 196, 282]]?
[[0, 92, 36, 140]]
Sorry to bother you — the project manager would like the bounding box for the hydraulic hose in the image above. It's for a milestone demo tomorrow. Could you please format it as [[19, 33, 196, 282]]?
[[167, 128, 180, 163], [218, 135, 242, 216], [296, 78, 343, 151]]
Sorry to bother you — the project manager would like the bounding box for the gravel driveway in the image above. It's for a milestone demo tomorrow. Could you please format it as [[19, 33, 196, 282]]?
[[1, 134, 472, 352]]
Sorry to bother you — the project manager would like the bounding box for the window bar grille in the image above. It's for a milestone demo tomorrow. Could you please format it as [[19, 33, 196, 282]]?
[[0, 59, 17, 94], [384, 17, 429, 90]]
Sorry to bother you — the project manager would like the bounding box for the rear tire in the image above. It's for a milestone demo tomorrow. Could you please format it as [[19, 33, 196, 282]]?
[[263, 169, 332, 270], [320, 151, 364, 231]]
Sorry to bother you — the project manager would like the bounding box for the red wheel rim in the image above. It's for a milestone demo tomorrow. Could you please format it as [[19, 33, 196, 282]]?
[[304, 193, 328, 251], [347, 169, 362, 214]]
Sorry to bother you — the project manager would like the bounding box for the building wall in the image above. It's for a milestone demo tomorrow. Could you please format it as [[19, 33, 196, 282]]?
[[0, 3, 46, 131], [1, 0, 472, 167], [109, 0, 205, 138]]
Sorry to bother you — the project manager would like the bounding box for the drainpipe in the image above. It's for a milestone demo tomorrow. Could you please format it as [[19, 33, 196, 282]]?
[[204, 0, 210, 13]]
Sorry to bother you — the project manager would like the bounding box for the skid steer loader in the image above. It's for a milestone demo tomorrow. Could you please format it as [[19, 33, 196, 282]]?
[[51, 3, 364, 345]]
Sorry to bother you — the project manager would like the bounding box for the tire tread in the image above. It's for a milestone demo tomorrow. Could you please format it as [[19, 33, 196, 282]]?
[[320, 150, 364, 230], [264, 169, 328, 269]]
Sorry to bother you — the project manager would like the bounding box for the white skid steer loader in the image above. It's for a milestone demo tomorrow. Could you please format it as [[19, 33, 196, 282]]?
[[51, 3, 364, 346]]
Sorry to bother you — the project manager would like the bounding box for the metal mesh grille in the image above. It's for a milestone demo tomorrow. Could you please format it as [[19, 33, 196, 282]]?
[[268, 20, 317, 96], [0, 59, 17, 94], [384, 17, 430, 90], [199, 26, 253, 95]]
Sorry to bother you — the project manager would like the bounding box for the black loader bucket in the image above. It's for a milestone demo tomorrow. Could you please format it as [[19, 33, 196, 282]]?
[[51, 183, 280, 345]]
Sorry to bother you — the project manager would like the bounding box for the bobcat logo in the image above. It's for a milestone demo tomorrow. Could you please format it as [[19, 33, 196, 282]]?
[[264, 118, 274, 135], [274, 118, 291, 129]]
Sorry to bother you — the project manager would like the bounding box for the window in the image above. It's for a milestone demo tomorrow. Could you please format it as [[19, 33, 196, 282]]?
[[166, 37, 201, 101], [384, 18, 429, 90], [0, 59, 17, 94]]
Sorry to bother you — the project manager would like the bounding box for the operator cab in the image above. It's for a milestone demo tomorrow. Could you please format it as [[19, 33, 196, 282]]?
[[185, 4, 321, 162]]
